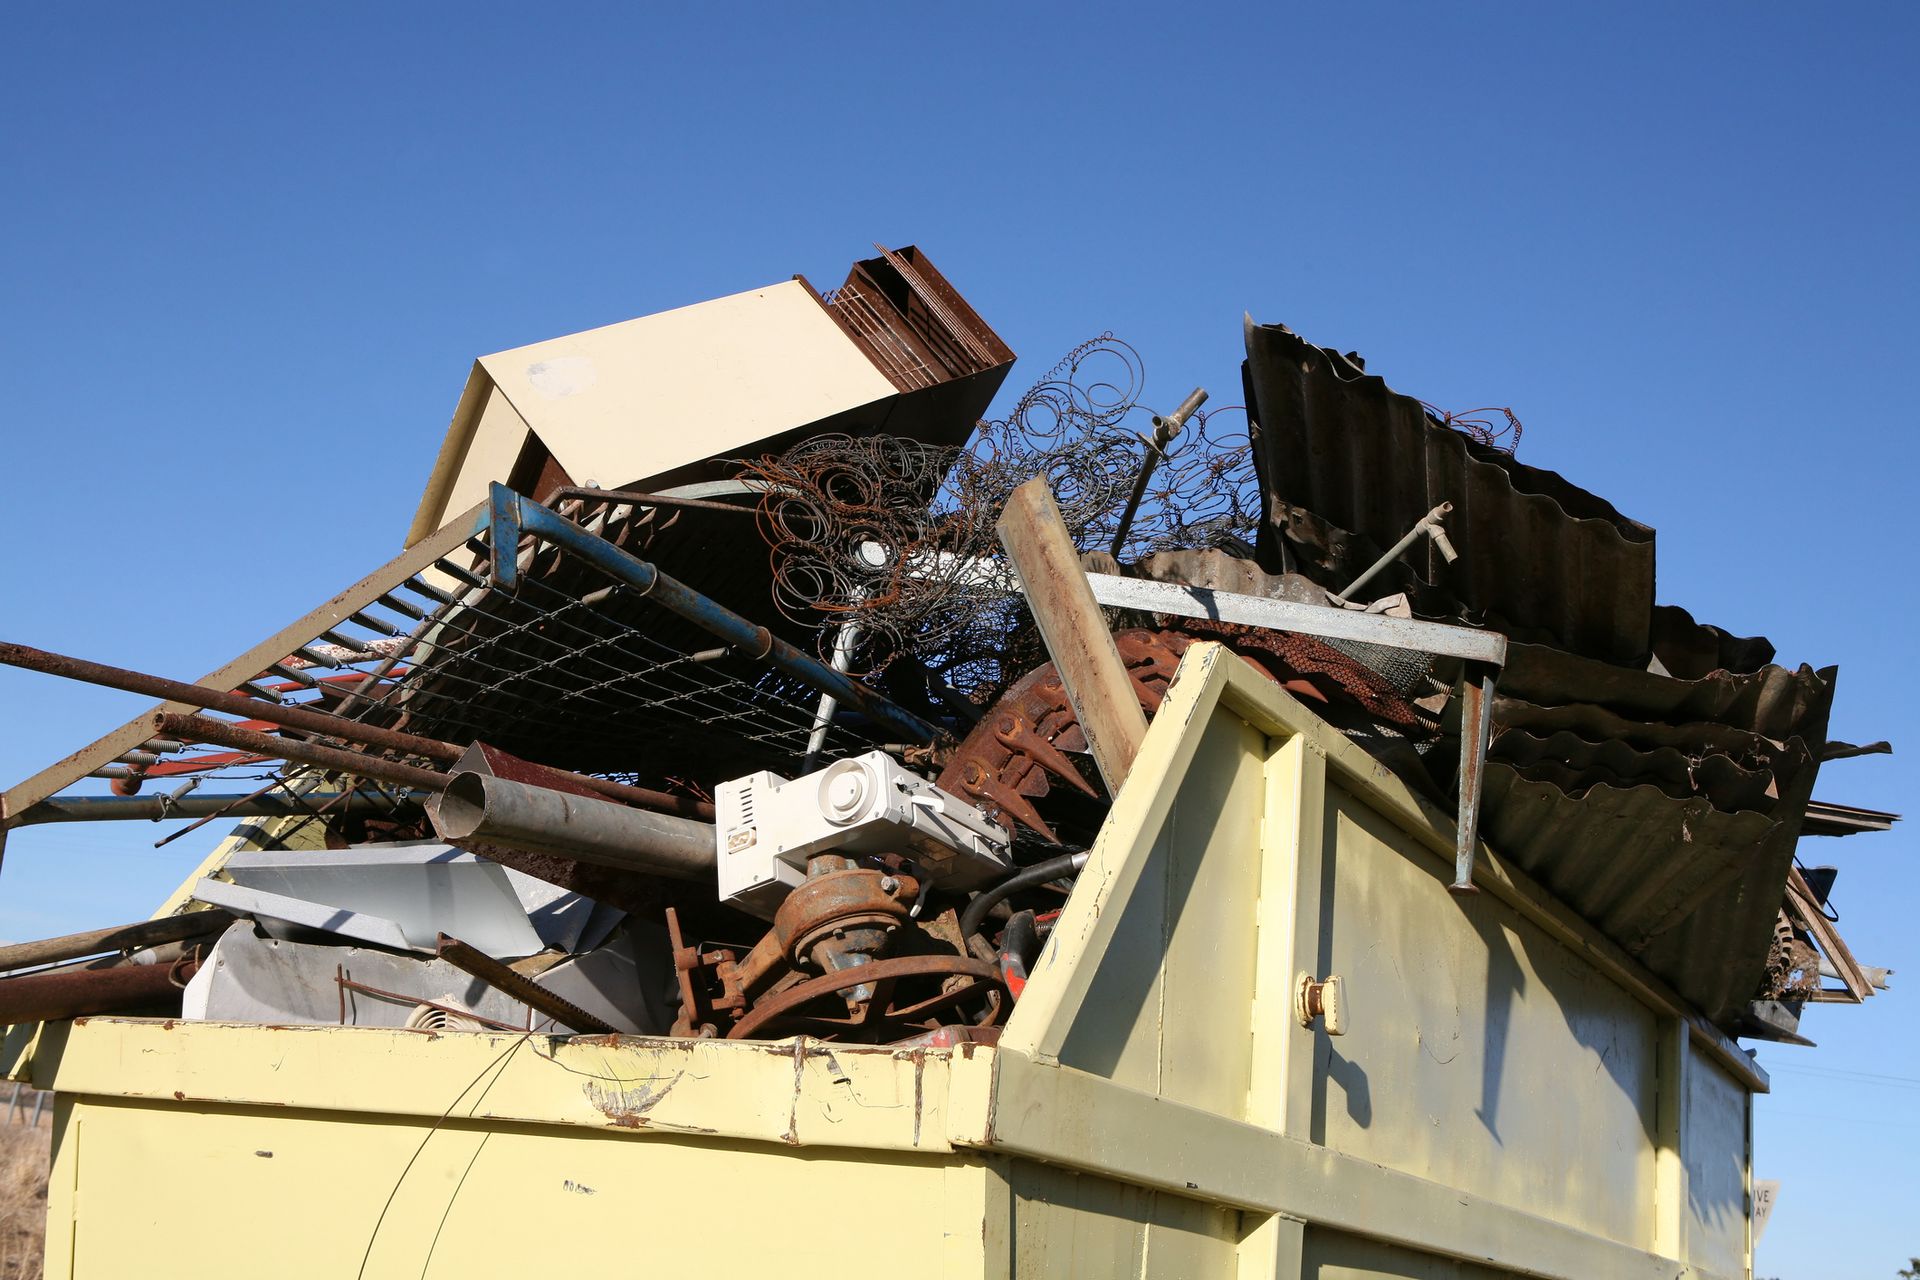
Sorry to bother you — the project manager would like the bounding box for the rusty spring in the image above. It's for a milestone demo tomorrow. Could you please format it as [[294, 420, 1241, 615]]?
[[737, 335, 1261, 698]]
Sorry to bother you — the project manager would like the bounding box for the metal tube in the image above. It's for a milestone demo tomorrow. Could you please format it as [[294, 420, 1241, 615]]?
[[801, 617, 863, 771], [434, 771, 716, 882], [491, 485, 944, 747], [153, 713, 452, 795], [0, 641, 463, 765], [1109, 387, 1208, 559], [9, 791, 417, 828], [1335, 502, 1456, 602], [0, 912, 231, 973], [0, 953, 200, 1024]]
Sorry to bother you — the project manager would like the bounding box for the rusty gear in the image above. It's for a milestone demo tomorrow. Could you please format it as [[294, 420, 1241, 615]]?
[[937, 627, 1426, 841]]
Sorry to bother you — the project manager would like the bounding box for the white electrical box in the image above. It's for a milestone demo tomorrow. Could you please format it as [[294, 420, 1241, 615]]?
[[715, 751, 1013, 919]]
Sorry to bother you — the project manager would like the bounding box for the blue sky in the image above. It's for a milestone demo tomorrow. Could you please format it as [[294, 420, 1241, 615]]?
[[1, 6, 1913, 1275]]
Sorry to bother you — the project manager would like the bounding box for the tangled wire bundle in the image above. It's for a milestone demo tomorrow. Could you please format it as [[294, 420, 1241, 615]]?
[[738, 336, 1261, 697]]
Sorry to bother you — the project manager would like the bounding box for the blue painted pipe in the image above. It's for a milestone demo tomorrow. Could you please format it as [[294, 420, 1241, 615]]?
[[487, 484, 945, 747]]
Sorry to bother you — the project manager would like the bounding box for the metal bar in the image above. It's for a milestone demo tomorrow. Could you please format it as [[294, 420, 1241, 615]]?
[[1450, 662, 1496, 895], [1083, 573, 1509, 666], [549, 485, 759, 517], [154, 714, 451, 795], [1109, 387, 1208, 559], [433, 771, 715, 881], [9, 791, 417, 828], [0, 912, 232, 973], [434, 933, 615, 1034], [1335, 502, 1458, 602], [1, 498, 493, 823], [487, 484, 944, 747], [0, 641, 465, 764], [801, 616, 863, 771], [999, 478, 1149, 794], [0, 953, 200, 1024]]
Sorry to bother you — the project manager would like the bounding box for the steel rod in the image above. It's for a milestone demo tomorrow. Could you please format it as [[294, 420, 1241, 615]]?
[[9, 791, 418, 828], [154, 714, 452, 794], [0, 641, 462, 764], [1109, 387, 1208, 559]]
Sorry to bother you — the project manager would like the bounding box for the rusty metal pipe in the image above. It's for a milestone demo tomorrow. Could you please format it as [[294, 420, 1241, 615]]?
[[434, 771, 715, 882], [0, 911, 231, 973], [0, 641, 462, 764], [11, 791, 417, 828], [1, 641, 706, 821], [0, 953, 200, 1024], [154, 714, 452, 794]]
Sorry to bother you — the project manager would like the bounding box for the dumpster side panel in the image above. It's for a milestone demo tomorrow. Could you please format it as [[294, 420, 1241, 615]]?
[[1050, 713, 1269, 1115], [1312, 790, 1660, 1247], [1300, 1225, 1520, 1278], [1005, 1157, 1242, 1279], [1682, 1051, 1751, 1278], [46, 1096, 993, 1279]]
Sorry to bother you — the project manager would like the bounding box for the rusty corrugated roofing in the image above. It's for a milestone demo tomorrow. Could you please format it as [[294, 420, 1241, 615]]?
[[1243, 323, 1656, 664]]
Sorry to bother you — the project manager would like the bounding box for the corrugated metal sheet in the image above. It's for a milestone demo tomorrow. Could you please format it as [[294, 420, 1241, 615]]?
[[1235, 319, 1860, 1030], [1501, 643, 1835, 743], [1242, 323, 1656, 664], [1481, 766, 1810, 1025]]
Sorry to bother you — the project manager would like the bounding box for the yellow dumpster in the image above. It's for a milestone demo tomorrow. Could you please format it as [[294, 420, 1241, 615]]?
[[6, 646, 1756, 1279]]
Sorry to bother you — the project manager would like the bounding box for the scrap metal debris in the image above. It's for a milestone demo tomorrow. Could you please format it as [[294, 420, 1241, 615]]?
[[0, 246, 1891, 1050]]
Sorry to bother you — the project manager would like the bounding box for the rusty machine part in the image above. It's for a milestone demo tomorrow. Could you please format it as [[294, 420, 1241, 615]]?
[[936, 627, 1427, 843], [667, 855, 1003, 1043], [727, 954, 1003, 1042], [667, 625, 1423, 1042]]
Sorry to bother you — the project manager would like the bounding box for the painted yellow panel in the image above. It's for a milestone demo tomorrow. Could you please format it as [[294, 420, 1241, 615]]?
[[1049, 714, 1268, 1118], [1682, 1051, 1750, 1277], [51, 1096, 989, 1279], [1302, 1226, 1520, 1278], [1007, 1158, 1240, 1279], [1312, 792, 1659, 1247], [22, 644, 1757, 1280]]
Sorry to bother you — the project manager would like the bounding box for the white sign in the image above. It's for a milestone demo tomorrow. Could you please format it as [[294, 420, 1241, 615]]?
[[1752, 1179, 1781, 1247]]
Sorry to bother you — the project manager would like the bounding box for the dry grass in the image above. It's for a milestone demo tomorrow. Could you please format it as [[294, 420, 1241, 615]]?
[[0, 1117, 49, 1280]]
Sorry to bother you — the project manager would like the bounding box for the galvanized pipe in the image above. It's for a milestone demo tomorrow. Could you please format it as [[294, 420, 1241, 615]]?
[[434, 770, 716, 882], [0, 640, 464, 764], [1109, 387, 1208, 559], [153, 714, 452, 794], [1334, 502, 1459, 603], [9, 791, 418, 828], [492, 485, 945, 747]]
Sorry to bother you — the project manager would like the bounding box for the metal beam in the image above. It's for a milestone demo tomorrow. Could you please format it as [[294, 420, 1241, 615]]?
[[1, 499, 492, 824], [1082, 572, 1508, 665]]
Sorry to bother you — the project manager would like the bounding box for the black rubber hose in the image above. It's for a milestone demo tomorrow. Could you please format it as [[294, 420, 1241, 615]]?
[[960, 851, 1090, 942]]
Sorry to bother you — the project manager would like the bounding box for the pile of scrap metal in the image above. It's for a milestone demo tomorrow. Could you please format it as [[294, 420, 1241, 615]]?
[[0, 247, 1891, 1052]]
